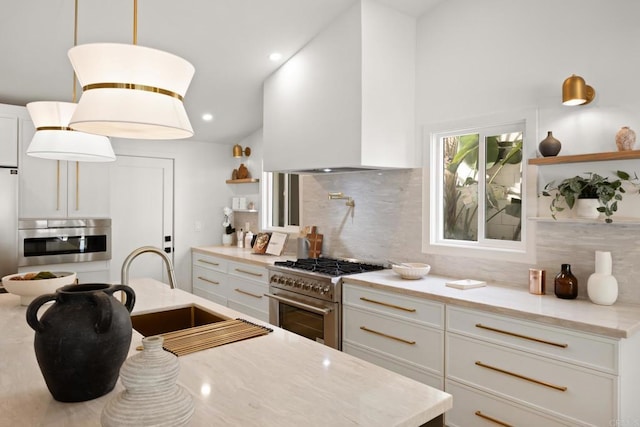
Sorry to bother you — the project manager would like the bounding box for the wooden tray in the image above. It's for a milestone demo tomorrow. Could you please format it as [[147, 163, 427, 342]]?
[[159, 319, 272, 357]]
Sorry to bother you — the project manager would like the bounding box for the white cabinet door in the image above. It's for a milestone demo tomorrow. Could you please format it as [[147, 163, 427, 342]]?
[[109, 156, 174, 284], [0, 115, 18, 167], [66, 161, 111, 218]]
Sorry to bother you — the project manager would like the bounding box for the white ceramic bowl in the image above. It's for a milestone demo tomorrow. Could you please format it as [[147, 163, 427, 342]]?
[[392, 263, 431, 280], [2, 272, 77, 306]]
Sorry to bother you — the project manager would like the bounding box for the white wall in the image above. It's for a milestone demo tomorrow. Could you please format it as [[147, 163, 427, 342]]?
[[300, 0, 640, 303]]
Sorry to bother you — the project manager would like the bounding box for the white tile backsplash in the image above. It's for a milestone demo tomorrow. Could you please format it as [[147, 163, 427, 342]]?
[[301, 169, 640, 304]]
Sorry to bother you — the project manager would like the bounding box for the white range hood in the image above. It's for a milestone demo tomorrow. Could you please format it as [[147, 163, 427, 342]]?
[[263, 0, 418, 173]]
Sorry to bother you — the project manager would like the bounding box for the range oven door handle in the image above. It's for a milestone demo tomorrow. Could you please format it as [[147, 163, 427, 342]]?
[[264, 293, 332, 315]]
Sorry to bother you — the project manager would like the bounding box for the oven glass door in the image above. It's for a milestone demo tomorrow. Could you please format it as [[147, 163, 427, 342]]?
[[280, 303, 326, 345], [23, 235, 107, 257], [268, 287, 339, 349]]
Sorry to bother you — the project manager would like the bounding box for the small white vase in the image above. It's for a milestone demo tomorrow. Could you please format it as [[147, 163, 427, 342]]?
[[574, 198, 600, 219], [101, 336, 194, 426], [222, 233, 233, 246], [587, 251, 618, 306]]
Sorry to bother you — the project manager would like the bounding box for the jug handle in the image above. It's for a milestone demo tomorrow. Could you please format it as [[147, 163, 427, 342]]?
[[91, 291, 113, 334], [110, 284, 136, 313], [25, 293, 58, 333]]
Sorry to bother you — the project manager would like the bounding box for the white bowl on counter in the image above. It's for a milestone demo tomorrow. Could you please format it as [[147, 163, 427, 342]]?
[[2, 272, 77, 305], [391, 263, 431, 280]]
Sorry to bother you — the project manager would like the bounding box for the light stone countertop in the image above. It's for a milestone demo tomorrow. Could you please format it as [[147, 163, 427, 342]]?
[[343, 270, 640, 339], [192, 245, 295, 267], [0, 278, 451, 426]]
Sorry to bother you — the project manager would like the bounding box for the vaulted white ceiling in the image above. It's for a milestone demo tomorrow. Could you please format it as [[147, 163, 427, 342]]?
[[0, 0, 441, 145]]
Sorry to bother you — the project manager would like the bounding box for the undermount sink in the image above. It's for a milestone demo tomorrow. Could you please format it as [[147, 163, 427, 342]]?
[[131, 304, 231, 337]]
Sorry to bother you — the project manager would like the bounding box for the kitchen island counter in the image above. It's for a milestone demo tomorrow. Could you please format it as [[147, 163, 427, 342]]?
[[0, 278, 451, 426]]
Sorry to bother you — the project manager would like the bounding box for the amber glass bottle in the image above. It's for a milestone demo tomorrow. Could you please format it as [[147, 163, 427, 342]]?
[[554, 264, 578, 299]]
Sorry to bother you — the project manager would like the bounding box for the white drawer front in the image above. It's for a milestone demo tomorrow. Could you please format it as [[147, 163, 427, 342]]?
[[343, 284, 444, 328], [193, 266, 228, 291], [445, 380, 573, 427], [228, 261, 268, 284], [446, 333, 616, 426], [344, 306, 443, 373], [193, 287, 227, 307], [447, 306, 618, 373], [193, 253, 228, 273], [344, 342, 443, 390], [227, 277, 269, 314]]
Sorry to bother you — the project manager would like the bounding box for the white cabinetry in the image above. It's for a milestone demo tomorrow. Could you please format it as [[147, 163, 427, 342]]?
[[18, 118, 110, 219], [192, 253, 269, 322], [263, 0, 416, 172], [445, 306, 628, 427], [342, 283, 444, 390], [0, 115, 18, 166]]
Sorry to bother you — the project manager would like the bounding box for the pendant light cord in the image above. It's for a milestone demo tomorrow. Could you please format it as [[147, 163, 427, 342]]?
[[72, 0, 79, 103], [133, 0, 138, 45]]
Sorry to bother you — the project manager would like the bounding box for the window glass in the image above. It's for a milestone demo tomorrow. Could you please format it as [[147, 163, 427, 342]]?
[[423, 111, 535, 263], [264, 172, 300, 231]]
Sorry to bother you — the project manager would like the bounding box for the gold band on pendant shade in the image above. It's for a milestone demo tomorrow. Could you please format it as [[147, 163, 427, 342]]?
[[36, 126, 75, 131], [82, 82, 184, 101]]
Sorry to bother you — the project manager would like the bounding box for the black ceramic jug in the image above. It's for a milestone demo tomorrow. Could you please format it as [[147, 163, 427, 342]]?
[[26, 283, 136, 402]]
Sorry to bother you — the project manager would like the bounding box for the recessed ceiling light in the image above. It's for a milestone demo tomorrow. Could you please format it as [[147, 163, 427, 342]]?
[[202, 113, 214, 122], [269, 52, 283, 62]]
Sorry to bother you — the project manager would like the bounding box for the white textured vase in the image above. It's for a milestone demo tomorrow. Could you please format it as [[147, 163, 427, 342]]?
[[101, 336, 194, 426], [222, 233, 233, 246], [587, 251, 618, 306], [574, 198, 600, 219]]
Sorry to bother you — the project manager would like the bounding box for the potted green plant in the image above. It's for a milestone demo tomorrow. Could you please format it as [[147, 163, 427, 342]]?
[[542, 171, 639, 223]]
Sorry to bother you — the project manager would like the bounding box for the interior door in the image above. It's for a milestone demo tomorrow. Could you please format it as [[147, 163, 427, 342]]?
[[110, 155, 174, 284]]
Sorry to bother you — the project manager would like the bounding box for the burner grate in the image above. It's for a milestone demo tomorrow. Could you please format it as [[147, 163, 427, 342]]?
[[273, 258, 384, 277]]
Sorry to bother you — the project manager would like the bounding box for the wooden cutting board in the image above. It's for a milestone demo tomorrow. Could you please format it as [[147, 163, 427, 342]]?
[[307, 226, 323, 258]]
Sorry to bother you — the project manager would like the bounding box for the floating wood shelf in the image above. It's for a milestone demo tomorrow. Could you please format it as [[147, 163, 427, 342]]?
[[225, 178, 259, 184], [528, 150, 640, 165], [232, 209, 258, 213], [529, 216, 640, 224]]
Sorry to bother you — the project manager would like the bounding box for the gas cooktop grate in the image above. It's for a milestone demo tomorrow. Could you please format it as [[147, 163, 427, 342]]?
[[273, 258, 384, 277]]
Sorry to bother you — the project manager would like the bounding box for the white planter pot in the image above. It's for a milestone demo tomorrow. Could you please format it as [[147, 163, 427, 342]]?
[[574, 198, 600, 219]]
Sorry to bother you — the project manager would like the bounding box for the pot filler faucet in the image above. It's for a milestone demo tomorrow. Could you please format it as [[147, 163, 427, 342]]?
[[121, 246, 177, 289]]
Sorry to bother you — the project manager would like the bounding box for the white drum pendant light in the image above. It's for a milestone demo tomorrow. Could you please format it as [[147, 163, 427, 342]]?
[[26, 0, 115, 162], [68, 0, 195, 140], [26, 102, 115, 162]]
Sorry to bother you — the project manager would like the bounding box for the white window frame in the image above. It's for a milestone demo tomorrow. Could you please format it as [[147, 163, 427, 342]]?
[[422, 109, 537, 264], [261, 171, 302, 233]]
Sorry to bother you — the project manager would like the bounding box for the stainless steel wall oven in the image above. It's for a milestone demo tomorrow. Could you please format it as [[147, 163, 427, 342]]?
[[18, 218, 111, 267]]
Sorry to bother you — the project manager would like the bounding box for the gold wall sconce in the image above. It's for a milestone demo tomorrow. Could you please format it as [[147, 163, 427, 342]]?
[[233, 144, 251, 158], [562, 74, 595, 106], [328, 192, 355, 207]]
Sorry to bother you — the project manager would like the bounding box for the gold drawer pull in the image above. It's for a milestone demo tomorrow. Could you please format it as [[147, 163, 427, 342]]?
[[234, 288, 262, 299], [475, 361, 567, 392], [235, 268, 263, 277], [359, 297, 416, 312], [474, 411, 513, 427], [475, 323, 568, 348], [198, 276, 219, 285], [360, 326, 416, 345], [198, 259, 220, 266]]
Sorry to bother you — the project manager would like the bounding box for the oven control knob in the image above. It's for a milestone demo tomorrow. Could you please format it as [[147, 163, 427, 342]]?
[[312, 285, 321, 294], [270, 275, 279, 283], [303, 283, 311, 291], [322, 286, 330, 295], [286, 278, 295, 287], [296, 280, 304, 288]]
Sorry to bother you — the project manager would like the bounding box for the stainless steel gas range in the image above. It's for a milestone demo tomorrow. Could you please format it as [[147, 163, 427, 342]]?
[[266, 258, 384, 350]]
